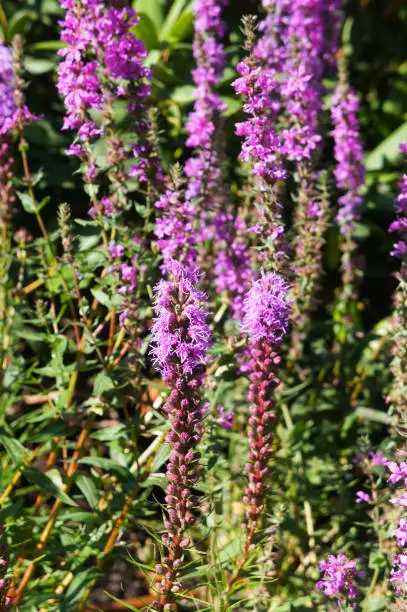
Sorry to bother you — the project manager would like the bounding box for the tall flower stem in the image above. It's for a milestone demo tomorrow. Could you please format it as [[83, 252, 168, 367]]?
[[227, 273, 291, 595], [149, 261, 210, 611]]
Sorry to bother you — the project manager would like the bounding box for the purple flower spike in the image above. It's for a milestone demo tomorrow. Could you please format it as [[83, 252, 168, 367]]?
[[331, 83, 365, 237], [240, 273, 291, 548], [242, 272, 291, 345], [150, 260, 211, 611]]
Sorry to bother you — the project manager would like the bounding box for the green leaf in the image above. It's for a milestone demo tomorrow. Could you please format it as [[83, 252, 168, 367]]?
[[7, 9, 36, 39], [0, 428, 27, 464], [75, 474, 99, 510], [164, 8, 193, 43], [160, 0, 191, 40], [172, 85, 195, 105], [25, 468, 77, 506], [77, 457, 136, 481], [131, 12, 159, 50], [16, 191, 36, 214], [93, 371, 115, 396], [150, 443, 171, 472], [365, 122, 407, 171], [134, 0, 163, 28], [24, 57, 55, 75], [90, 288, 111, 308], [90, 425, 127, 441], [30, 40, 66, 51]]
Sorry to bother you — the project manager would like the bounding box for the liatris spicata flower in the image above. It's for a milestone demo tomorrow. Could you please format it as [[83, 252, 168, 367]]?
[[241, 273, 291, 546], [150, 260, 211, 610], [388, 144, 407, 423], [316, 553, 362, 607], [232, 16, 287, 273]]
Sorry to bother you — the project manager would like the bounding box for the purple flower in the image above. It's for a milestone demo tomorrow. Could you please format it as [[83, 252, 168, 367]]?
[[393, 519, 407, 547], [154, 180, 198, 273], [0, 43, 16, 135], [151, 260, 210, 382], [390, 152, 407, 261], [316, 553, 362, 605], [241, 272, 291, 547], [355, 490, 370, 504], [58, 0, 163, 190], [242, 272, 291, 344], [150, 260, 210, 610], [386, 460, 407, 485], [390, 554, 407, 596], [217, 405, 234, 430], [331, 83, 365, 236]]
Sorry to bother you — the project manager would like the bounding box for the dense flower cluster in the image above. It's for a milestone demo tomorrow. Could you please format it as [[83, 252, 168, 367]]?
[[241, 273, 291, 544], [390, 144, 407, 260], [185, 0, 227, 157], [0, 44, 16, 135], [154, 178, 198, 273], [0, 42, 16, 228], [316, 553, 362, 606], [242, 273, 291, 344], [150, 261, 210, 610], [331, 82, 365, 236], [388, 145, 407, 424], [58, 0, 162, 188]]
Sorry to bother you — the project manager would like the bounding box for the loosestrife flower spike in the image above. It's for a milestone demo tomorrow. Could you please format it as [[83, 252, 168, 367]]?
[[150, 260, 211, 611]]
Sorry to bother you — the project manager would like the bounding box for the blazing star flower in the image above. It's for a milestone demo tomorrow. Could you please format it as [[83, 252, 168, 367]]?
[[150, 260, 210, 611], [240, 272, 291, 547], [242, 272, 291, 344]]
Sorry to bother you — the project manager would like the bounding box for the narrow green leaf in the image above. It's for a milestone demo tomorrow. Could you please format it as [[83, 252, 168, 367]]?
[[25, 468, 77, 506], [0, 428, 27, 465], [133, 0, 163, 28], [75, 474, 99, 510], [365, 122, 407, 171], [78, 457, 136, 481]]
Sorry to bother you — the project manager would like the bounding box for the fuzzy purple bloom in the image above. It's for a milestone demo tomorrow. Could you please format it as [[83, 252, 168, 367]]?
[[240, 272, 291, 549], [150, 260, 210, 611], [151, 260, 210, 382], [242, 272, 291, 344]]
